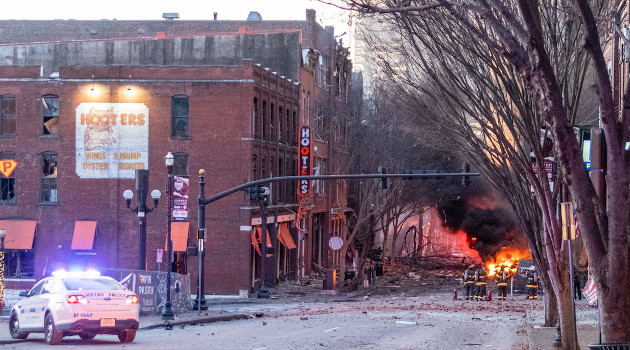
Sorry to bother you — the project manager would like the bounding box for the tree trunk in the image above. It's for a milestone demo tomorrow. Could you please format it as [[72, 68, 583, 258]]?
[[557, 273, 577, 350], [598, 277, 630, 343], [544, 284, 559, 328]]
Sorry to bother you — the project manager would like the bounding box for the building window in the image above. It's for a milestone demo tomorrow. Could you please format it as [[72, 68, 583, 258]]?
[[252, 155, 259, 180], [5, 249, 35, 278], [0, 152, 16, 203], [253, 98, 260, 138], [317, 55, 328, 88], [171, 95, 190, 138], [0, 95, 17, 136], [292, 111, 297, 146], [40, 152, 57, 203], [173, 153, 189, 176], [262, 100, 268, 141], [42, 95, 59, 136], [278, 158, 284, 202], [278, 107, 284, 144], [270, 103, 276, 143], [285, 109, 291, 145]]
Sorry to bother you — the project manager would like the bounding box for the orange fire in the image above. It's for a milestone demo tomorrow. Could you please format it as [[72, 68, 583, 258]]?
[[452, 230, 481, 262], [486, 247, 531, 276]]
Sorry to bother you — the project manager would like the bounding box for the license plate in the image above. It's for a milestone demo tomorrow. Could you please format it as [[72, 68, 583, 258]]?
[[100, 318, 116, 327]]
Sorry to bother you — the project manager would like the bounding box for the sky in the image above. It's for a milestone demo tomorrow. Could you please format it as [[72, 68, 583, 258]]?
[[1, 0, 349, 27]]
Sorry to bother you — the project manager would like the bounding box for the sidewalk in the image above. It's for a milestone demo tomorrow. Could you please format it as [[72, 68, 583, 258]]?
[[526, 298, 601, 349]]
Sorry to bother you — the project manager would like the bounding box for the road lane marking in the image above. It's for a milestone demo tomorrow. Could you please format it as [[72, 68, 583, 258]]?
[[324, 327, 339, 332]]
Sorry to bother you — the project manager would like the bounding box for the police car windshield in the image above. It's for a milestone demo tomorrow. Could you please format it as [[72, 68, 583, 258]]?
[[62, 278, 125, 291]]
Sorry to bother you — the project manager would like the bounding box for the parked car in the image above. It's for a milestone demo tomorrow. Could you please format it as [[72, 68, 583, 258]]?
[[9, 270, 139, 345]]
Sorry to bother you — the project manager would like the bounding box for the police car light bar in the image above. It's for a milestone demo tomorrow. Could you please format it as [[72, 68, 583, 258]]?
[[52, 269, 101, 278]]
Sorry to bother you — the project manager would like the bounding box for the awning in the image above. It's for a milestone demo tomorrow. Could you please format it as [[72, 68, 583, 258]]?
[[277, 224, 297, 249], [0, 220, 36, 249], [256, 227, 272, 248], [168, 222, 189, 252], [71, 221, 97, 250], [250, 229, 261, 255], [255, 226, 273, 257]]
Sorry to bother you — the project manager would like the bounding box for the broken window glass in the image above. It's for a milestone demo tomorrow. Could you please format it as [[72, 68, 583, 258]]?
[[42, 95, 59, 135], [41, 152, 58, 203]]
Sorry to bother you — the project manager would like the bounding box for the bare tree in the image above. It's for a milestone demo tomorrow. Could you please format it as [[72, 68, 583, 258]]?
[[331, 0, 629, 346]]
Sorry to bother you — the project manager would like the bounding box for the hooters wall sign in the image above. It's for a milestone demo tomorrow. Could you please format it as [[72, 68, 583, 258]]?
[[298, 126, 312, 197]]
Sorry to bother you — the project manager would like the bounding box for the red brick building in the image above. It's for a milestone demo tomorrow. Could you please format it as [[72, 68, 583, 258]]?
[[0, 10, 353, 296]]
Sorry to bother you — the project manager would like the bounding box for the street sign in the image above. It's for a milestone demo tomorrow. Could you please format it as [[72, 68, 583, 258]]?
[[156, 248, 163, 263], [329, 236, 343, 250], [0, 159, 18, 178]]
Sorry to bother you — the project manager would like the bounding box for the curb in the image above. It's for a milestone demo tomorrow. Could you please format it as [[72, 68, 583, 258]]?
[[140, 314, 250, 330]]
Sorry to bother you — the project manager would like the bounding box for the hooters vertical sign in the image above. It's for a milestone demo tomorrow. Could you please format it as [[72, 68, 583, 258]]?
[[298, 126, 312, 197]]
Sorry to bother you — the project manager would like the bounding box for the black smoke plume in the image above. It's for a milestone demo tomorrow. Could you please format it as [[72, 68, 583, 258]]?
[[438, 198, 517, 260]]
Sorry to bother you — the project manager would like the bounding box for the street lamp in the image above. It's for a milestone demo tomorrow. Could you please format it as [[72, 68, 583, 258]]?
[[194, 169, 207, 312], [0, 229, 6, 315], [162, 152, 175, 321], [123, 169, 161, 270], [252, 185, 271, 298]]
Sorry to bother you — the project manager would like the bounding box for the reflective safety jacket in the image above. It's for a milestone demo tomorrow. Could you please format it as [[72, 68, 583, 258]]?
[[475, 270, 487, 286], [526, 272, 540, 288], [496, 270, 509, 287], [463, 269, 475, 284]]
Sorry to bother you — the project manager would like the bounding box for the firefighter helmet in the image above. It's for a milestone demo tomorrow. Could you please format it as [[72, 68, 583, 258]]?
[[469, 265, 475, 269], [529, 265, 535, 271]]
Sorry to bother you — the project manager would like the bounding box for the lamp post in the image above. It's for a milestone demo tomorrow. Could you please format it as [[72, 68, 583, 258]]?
[[255, 186, 271, 298], [123, 169, 161, 270], [0, 229, 6, 316], [162, 152, 175, 321], [194, 169, 207, 312]]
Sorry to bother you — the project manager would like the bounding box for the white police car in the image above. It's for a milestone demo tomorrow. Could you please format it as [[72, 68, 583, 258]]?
[[9, 270, 140, 345]]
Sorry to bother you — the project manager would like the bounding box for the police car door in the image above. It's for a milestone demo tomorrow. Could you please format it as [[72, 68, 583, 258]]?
[[17, 279, 46, 329], [33, 279, 57, 327]]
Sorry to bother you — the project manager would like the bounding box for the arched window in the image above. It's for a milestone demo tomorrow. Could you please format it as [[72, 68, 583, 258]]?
[[270, 103, 275, 143], [253, 98, 259, 138], [252, 155, 259, 180], [0, 95, 17, 136], [278, 106, 284, 144], [42, 94, 59, 136], [40, 151, 58, 203], [171, 95, 190, 138], [262, 100, 268, 140]]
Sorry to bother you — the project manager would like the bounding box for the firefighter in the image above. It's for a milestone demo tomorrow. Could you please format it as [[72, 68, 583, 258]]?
[[496, 266, 509, 300], [463, 265, 476, 300], [475, 266, 488, 300], [526, 265, 540, 299]]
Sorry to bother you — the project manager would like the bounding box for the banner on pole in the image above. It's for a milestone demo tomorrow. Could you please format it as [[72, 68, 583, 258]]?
[[583, 275, 598, 305]]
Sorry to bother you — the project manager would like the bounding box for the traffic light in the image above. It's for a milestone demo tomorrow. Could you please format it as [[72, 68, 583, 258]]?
[[462, 162, 470, 187], [249, 185, 270, 201], [378, 166, 388, 189]]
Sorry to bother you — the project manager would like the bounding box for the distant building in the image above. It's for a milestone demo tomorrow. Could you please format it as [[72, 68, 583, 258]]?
[[0, 10, 354, 295]]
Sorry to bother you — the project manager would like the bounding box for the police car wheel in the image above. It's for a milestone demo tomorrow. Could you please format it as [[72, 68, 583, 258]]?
[[118, 329, 136, 343], [44, 313, 63, 345], [9, 312, 29, 339]]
